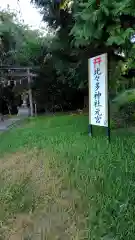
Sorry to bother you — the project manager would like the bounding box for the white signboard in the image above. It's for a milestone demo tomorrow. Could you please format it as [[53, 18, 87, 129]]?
[[88, 53, 108, 127]]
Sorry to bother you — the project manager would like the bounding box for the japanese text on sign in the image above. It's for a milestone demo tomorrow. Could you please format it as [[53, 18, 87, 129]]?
[[93, 57, 102, 124], [89, 53, 108, 127]]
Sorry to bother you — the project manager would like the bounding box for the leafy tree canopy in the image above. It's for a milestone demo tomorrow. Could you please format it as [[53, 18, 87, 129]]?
[[0, 9, 49, 66], [72, 0, 135, 54]]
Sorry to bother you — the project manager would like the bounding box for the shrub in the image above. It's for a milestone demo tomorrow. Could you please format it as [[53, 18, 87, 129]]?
[[112, 89, 135, 125], [110, 119, 117, 129]]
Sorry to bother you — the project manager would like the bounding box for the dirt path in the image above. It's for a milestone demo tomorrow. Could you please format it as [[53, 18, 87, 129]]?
[[0, 116, 24, 132]]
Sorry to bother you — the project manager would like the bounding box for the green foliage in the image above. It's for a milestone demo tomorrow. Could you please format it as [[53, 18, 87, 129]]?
[[1, 1, 135, 114], [32, 0, 135, 97], [110, 118, 117, 129], [31, 0, 86, 90], [113, 89, 135, 107], [31, 0, 72, 28], [112, 89, 135, 124], [0, 9, 47, 66], [71, 0, 111, 46], [69, 0, 135, 86]]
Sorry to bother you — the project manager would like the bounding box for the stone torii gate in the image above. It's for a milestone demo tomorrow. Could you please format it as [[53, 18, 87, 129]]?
[[0, 66, 38, 117]]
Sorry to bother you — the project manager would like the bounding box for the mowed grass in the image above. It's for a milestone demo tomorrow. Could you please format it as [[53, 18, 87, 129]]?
[[0, 115, 135, 239]]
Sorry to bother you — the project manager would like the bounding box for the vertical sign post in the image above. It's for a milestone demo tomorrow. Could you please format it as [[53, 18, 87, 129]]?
[[88, 53, 110, 142]]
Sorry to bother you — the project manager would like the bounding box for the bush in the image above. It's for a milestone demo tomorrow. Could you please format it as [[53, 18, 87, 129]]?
[[110, 119, 117, 129], [119, 101, 135, 123], [112, 89, 135, 125]]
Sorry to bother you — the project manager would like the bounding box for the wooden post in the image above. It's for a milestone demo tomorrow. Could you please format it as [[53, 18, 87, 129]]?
[[27, 68, 34, 117]]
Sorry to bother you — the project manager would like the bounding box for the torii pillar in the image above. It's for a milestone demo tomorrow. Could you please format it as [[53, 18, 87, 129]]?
[[27, 68, 34, 117]]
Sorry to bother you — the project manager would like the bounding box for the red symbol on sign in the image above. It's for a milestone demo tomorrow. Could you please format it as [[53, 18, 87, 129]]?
[[93, 57, 102, 68]]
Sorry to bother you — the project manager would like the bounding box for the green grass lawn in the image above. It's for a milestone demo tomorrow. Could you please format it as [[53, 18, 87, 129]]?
[[0, 115, 135, 239]]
